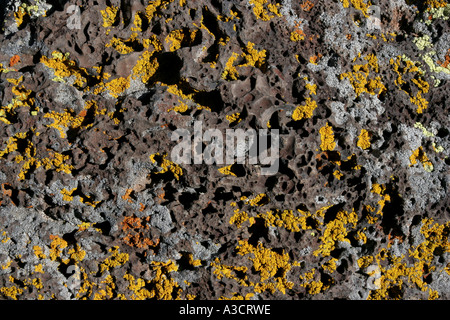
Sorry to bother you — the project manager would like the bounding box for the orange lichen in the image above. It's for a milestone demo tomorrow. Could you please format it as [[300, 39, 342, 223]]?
[[9, 55, 20, 67], [300, 0, 315, 11], [122, 189, 134, 203], [437, 49, 450, 68], [121, 215, 160, 249]]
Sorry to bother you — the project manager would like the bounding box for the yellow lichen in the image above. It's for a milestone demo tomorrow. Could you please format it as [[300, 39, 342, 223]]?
[[188, 254, 202, 267], [333, 170, 343, 180], [322, 258, 338, 273], [247, 193, 270, 206], [99, 246, 129, 274], [165, 83, 210, 113], [425, 0, 449, 9], [299, 268, 328, 294], [340, 0, 372, 17], [101, 6, 119, 28], [313, 209, 357, 258], [1, 85, 37, 124], [229, 209, 253, 228], [222, 42, 266, 81], [222, 52, 240, 81], [0, 130, 72, 181], [258, 209, 316, 232], [236, 241, 294, 294], [367, 234, 446, 300], [313, 219, 349, 257], [1, 259, 12, 270], [319, 122, 336, 151], [106, 36, 136, 54], [34, 264, 44, 274], [390, 56, 430, 114], [226, 112, 242, 125], [105, 76, 131, 98], [60, 187, 100, 207], [33, 246, 46, 259], [355, 230, 367, 244], [0, 285, 23, 300], [49, 235, 68, 261], [44, 109, 85, 139], [370, 183, 391, 216], [40, 152, 74, 175], [165, 29, 198, 51], [150, 152, 183, 180], [218, 9, 240, 22], [292, 98, 318, 121], [132, 51, 159, 84], [410, 147, 434, 172], [0, 230, 10, 244], [340, 53, 386, 97], [357, 256, 374, 268], [305, 82, 317, 95], [14, 5, 28, 27], [242, 42, 266, 69], [357, 129, 371, 150], [409, 218, 450, 265], [218, 164, 237, 176], [145, 0, 174, 22], [124, 260, 180, 300], [40, 51, 89, 88], [290, 31, 305, 42], [68, 245, 86, 263], [249, 0, 282, 21]]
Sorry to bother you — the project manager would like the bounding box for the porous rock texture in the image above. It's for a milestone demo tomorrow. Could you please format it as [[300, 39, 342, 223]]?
[[0, 0, 449, 300]]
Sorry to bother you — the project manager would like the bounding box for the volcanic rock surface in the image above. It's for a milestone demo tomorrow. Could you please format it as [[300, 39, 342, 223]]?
[[0, 0, 449, 300]]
